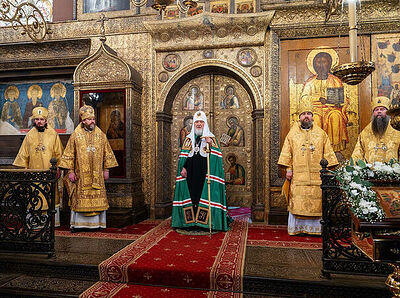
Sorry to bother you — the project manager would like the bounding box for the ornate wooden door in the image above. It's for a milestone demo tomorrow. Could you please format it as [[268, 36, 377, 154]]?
[[171, 74, 253, 207]]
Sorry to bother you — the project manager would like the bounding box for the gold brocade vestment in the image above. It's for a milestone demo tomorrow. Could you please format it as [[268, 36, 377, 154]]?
[[13, 126, 64, 209], [278, 124, 338, 217], [351, 121, 400, 163], [59, 125, 118, 213]]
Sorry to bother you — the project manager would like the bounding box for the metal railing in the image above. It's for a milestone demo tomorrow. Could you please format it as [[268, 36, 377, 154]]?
[[0, 158, 57, 257], [320, 158, 390, 278]]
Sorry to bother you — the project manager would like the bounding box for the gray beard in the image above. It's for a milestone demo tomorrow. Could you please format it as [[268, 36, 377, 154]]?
[[372, 115, 390, 137], [194, 128, 203, 136], [300, 119, 313, 129]]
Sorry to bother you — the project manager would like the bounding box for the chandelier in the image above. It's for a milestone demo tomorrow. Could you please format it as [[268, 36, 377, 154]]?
[[131, 0, 198, 14], [326, 0, 375, 85], [0, 0, 48, 42]]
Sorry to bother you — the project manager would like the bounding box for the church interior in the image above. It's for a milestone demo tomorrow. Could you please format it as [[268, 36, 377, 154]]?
[[0, 0, 398, 297]]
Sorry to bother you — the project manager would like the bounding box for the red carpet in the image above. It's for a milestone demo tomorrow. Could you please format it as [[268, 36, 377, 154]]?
[[55, 220, 162, 240], [80, 282, 238, 298], [81, 218, 247, 297], [247, 224, 322, 249]]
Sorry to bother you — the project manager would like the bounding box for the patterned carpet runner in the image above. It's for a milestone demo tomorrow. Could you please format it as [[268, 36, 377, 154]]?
[[80, 218, 248, 297], [247, 224, 322, 249], [55, 220, 161, 240], [80, 282, 235, 298]]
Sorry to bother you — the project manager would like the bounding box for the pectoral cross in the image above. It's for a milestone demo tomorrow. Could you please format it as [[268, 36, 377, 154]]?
[[86, 145, 96, 153], [301, 145, 307, 155], [374, 143, 388, 153], [35, 144, 46, 152]]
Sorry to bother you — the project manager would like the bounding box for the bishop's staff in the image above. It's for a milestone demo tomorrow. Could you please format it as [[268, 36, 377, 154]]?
[[206, 142, 212, 235]]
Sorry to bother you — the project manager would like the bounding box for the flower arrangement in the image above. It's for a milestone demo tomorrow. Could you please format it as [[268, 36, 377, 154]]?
[[334, 159, 400, 223]]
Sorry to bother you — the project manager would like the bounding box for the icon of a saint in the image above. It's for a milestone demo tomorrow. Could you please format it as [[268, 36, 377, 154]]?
[[225, 154, 245, 185], [23, 85, 43, 128], [301, 49, 349, 152], [220, 85, 240, 109], [183, 85, 204, 110], [223, 116, 244, 147], [48, 83, 68, 130], [107, 110, 124, 139], [1, 86, 22, 129], [179, 116, 193, 147]]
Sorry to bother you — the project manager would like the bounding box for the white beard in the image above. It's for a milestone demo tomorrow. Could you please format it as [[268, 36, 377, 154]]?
[[194, 128, 203, 136]]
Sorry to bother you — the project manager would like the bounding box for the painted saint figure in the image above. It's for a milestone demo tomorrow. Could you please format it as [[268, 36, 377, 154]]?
[[220, 85, 240, 109], [23, 84, 43, 128], [225, 116, 244, 146], [183, 85, 204, 110], [48, 83, 68, 130], [179, 116, 193, 147], [225, 154, 245, 185], [301, 50, 349, 152], [107, 110, 124, 139], [1, 86, 22, 129]]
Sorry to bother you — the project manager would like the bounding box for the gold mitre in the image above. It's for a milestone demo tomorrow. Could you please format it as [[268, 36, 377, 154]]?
[[297, 100, 313, 116], [32, 107, 48, 120], [372, 96, 390, 111], [79, 105, 95, 120]]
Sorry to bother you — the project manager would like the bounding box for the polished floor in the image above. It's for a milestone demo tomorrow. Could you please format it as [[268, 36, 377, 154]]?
[[0, 235, 390, 297]]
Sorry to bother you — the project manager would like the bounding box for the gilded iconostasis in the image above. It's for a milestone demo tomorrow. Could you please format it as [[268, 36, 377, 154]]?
[[171, 74, 253, 207]]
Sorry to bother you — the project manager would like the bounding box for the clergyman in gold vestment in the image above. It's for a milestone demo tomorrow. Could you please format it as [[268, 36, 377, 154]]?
[[13, 107, 64, 226], [278, 101, 338, 235], [59, 105, 118, 232], [352, 96, 400, 164]]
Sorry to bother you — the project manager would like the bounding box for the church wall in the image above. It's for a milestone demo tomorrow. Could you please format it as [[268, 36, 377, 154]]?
[[0, 1, 399, 222]]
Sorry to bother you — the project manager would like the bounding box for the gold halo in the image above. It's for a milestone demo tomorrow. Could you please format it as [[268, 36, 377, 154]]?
[[224, 84, 235, 94], [226, 116, 239, 128], [225, 153, 237, 163], [27, 84, 43, 99], [5, 85, 19, 100], [306, 47, 339, 75], [50, 83, 66, 98]]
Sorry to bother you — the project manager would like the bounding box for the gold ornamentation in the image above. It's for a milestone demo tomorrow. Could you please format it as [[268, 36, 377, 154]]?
[[0, 0, 48, 42], [386, 263, 400, 297], [332, 61, 375, 86], [307, 47, 339, 75]]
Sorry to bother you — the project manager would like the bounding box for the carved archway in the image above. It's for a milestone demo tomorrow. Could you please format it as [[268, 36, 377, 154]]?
[[155, 62, 264, 221]]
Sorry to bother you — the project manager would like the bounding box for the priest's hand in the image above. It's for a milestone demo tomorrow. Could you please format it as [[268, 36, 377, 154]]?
[[68, 172, 77, 183], [104, 169, 110, 180], [286, 170, 293, 180], [181, 167, 187, 178]]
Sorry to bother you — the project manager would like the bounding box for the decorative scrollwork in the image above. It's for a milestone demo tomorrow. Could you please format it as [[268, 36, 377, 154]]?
[[0, 165, 56, 256], [320, 159, 390, 277], [0, 0, 48, 42]]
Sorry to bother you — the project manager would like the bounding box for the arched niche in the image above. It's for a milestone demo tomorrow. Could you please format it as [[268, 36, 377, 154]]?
[[155, 64, 264, 221], [72, 41, 146, 226]]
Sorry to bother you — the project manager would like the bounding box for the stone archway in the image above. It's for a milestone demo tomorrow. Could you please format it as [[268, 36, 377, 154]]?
[[155, 63, 264, 221]]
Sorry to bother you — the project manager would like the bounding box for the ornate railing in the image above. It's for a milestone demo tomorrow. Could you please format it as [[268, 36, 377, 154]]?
[[320, 158, 390, 278], [0, 158, 57, 257]]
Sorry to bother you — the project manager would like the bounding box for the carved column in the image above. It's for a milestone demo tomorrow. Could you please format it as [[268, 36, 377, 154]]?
[[155, 111, 173, 218], [251, 109, 265, 221]]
